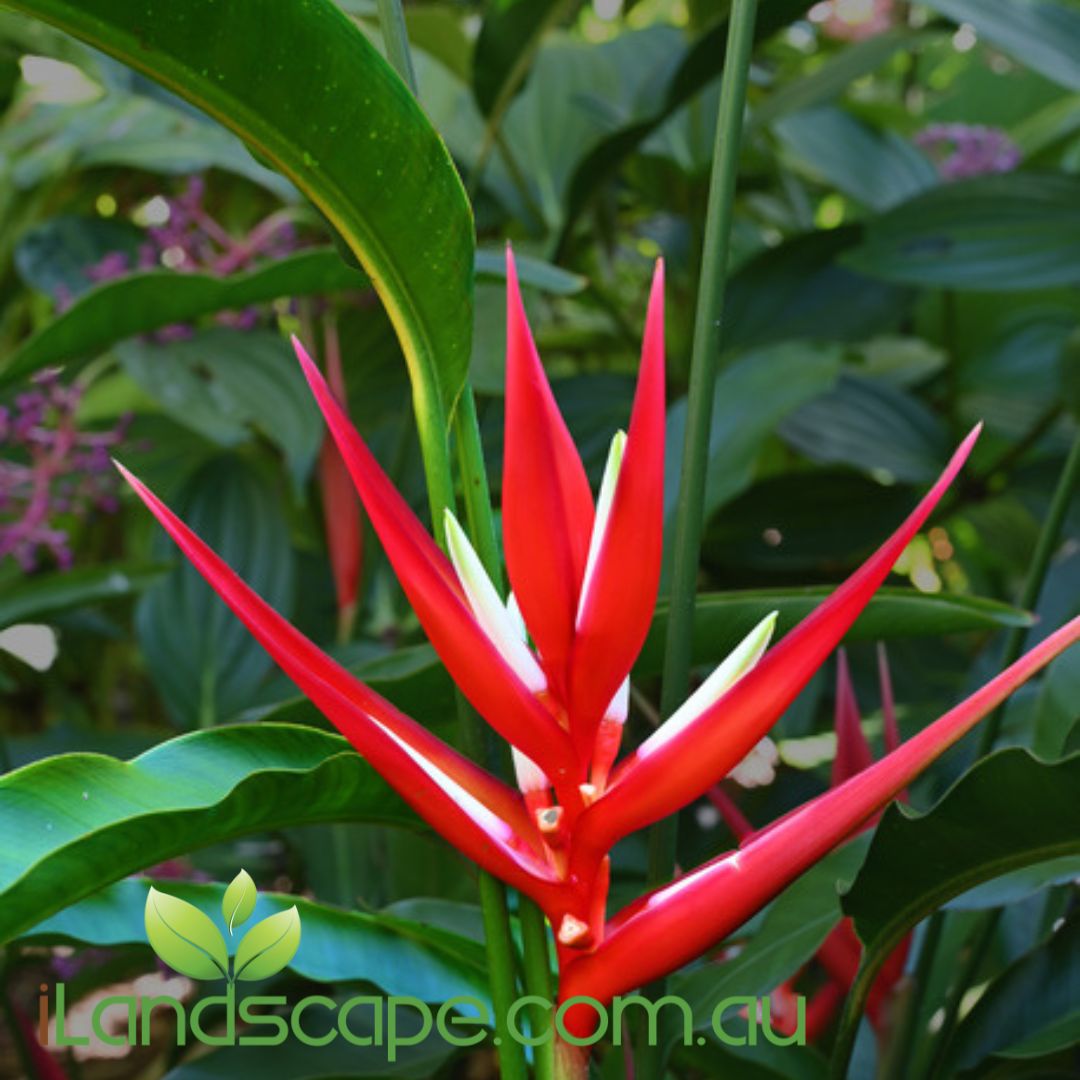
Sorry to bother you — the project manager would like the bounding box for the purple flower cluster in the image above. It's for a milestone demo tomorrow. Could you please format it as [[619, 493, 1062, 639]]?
[[84, 176, 301, 337], [0, 370, 129, 571], [915, 123, 1021, 181]]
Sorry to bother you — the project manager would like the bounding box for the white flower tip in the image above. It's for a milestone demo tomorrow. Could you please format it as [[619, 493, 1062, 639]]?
[[511, 748, 549, 795]]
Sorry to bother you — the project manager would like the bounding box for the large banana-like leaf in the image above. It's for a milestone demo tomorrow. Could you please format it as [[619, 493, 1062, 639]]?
[[0, 723, 418, 944], [5, 0, 474, 504]]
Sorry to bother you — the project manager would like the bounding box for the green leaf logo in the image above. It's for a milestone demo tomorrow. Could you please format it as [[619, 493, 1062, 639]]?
[[233, 906, 302, 982], [144, 887, 229, 981], [222, 868, 256, 934]]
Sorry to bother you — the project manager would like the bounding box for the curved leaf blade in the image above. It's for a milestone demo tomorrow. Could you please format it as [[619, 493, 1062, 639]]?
[[145, 886, 229, 980], [233, 906, 301, 981], [222, 869, 257, 934], [0, 723, 418, 945]]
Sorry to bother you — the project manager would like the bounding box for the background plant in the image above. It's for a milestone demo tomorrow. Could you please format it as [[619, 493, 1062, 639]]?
[[0, 1, 1078, 1078]]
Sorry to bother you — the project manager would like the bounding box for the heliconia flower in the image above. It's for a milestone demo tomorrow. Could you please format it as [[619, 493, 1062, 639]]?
[[316, 317, 364, 641], [116, 248, 1080, 1044]]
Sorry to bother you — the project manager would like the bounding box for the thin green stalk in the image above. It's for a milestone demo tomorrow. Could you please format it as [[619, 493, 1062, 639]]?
[[518, 897, 557, 1079], [650, 0, 759, 881], [880, 912, 943, 1080], [375, 0, 417, 94], [374, 8, 529, 1077], [639, 2, 757, 1073]]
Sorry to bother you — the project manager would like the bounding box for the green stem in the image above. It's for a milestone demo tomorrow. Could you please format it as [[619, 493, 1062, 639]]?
[[639, 2, 757, 1073], [519, 898, 557, 1079], [880, 912, 943, 1080], [375, 0, 417, 94], [651, 0, 759, 862], [374, 8, 529, 1078]]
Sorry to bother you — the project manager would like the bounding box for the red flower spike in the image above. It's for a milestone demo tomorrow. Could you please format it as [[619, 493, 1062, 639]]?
[[502, 248, 595, 695], [832, 649, 874, 785], [580, 425, 981, 856], [558, 614, 1080, 1017], [317, 318, 363, 640], [115, 463, 559, 899], [294, 338, 577, 778], [878, 642, 901, 754], [119, 255, 1080, 1051], [569, 262, 666, 753]]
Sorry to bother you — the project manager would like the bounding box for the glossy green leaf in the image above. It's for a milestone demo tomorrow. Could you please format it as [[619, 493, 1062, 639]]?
[[636, 588, 1032, 677], [945, 912, 1080, 1068], [135, 456, 295, 727], [844, 173, 1080, 290], [233, 906, 301, 981], [145, 886, 229, 980], [833, 751, 1080, 1072], [724, 228, 914, 353], [923, 0, 1080, 92], [774, 106, 939, 211], [118, 330, 322, 489], [6, 0, 475, 486], [24, 877, 491, 1003], [221, 868, 257, 934], [664, 342, 843, 532], [0, 723, 417, 945], [0, 563, 165, 629], [778, 373, 950, 484], [1, 250, 366, 383]]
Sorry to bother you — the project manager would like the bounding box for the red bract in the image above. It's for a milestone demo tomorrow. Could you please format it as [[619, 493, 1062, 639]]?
[[117, 250, 1080, 1037]]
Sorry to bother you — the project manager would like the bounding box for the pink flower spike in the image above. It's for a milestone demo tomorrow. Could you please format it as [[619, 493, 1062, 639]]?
[[832, 649, 874, 785], [569, 261, 665, 753], [559, 613, 1080, 1012], [878, 642, 901, 754], [113, 462, 557, 897], [294, 337, 577, 777], [502, 247, 595, 695], [581, 426, 981, 854]]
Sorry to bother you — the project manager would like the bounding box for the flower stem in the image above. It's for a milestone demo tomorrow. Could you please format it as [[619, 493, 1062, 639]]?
[[640, 3, 757, 1070], [650, 0, 759, 885], [375, 0, 417, 94], [374, 9, 529, 1078]]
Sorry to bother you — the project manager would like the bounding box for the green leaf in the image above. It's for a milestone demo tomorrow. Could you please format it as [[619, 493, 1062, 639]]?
[[474, 248, 586, 295], [945, 912, 1080, 1069], [636, 588, 1032, 677], [0, 723, 417, 945], [117, 330, 322, 489], [144, 886, 229, 980], [844, 173, 1080, 290], [1, 250, 366, 384], [724, 228, 914, 353], [221, 869, 256, 935], [233, 906, 301, 981], [923, 0, 1080, 92], [774, 106, 939, 211], [24, 877, 492, 1004], [778, 373, 949, 484], [7, 0, 475, 485], [664, 341, 842, 531], [135, 456, 295, 727], [0, 563, 165, 630], [833, 751, 1080, 1072]]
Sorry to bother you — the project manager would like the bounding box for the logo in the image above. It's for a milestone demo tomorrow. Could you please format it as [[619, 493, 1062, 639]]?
[[144, 870, 300, 984]]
